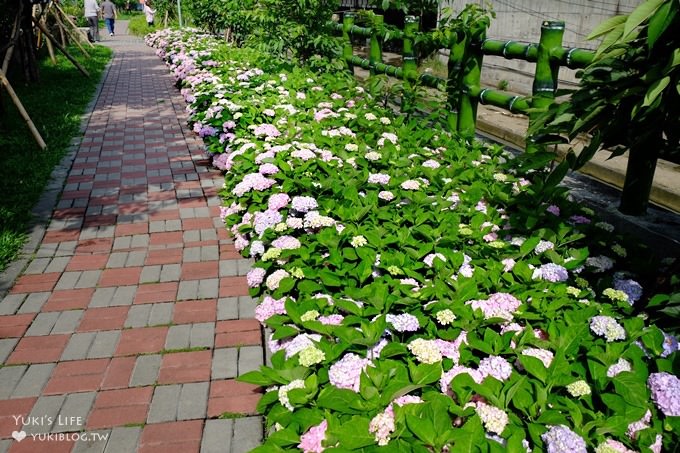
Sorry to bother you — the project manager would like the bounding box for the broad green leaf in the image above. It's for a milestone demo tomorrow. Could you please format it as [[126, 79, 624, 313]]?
[[647, 1, 675, 48], [623, 0, 664, 38], [406, 412, 437, 446], [334, 417, 376, 449], [586, 14, 627, 40], [642, 76, 670, 108]]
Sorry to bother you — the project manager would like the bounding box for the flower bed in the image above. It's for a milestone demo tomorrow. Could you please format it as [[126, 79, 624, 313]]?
[[146, 28, 679, 453]]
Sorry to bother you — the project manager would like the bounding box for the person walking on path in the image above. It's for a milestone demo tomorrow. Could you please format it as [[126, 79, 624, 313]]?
[[101, 0, 117, 36], [84, 0, 100, 42], [143, 1, 156, 27]]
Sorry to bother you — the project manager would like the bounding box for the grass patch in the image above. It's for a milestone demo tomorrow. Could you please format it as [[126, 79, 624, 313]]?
[[0, 45, 112, 272], [218, 412, 246, 419]]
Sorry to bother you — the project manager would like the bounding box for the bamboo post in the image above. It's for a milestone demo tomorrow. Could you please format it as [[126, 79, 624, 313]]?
[[457, 24, 486, 138], [32, 17, 90, 77], [446, 30, 467, 134], [526, 21, 564, 153], [402, 15, 418, 80], [369, 14, 383, 76], [2, 11, 21, 75], [342, 13, 355, 75], [0, 71, 47, 150], [54, 3, 95, 48], [619, 144, 658, 215], [52, 9, 91, 58], [42, 16, 58, 65]]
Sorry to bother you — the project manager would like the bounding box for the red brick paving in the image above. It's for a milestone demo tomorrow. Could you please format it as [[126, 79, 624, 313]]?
[[77, 306, 129, 332], [0, 314, 36, 338], [172, 299, 217, 324], [207, 380, 262, 416], [134, 282, 178, 304], [44, 359, 110, 395], [86, 387, 153, 429], [6, 335, 70, 364], [139, 420, 203, 453], [158, 350, 212, 384], [8, 438, 75, 453], [0, 27, 265, 452], [115, 327, 168, 356], [43, 288, 94, 312]]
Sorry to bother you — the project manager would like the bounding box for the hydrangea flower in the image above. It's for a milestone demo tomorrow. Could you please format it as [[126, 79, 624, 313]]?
[[475, 402, 509, 435], [423, 253, 446, 267], [478, 356, 513, 382], [328, 353, 371, 392], [408, 338, 443, 364], [532, 263, 569, 282], [378, 191, 395, 201], [299, 346, 325, 367], [291, 196, 318, 212], [626, 410, 651, 439], [440, 366, 484, 393], [278, 379, 305, 411], [502, 258, 516, 272], [602, 288, 630, 304], [534, 240, 555, 254], [466, 293, 522, 321], [590, 316, 626, 342], [247, 267, 266, 287], [300, 310, 319, 322], [606, 358, 632, 377], [541, 425, 587, 453], [400, 180, 421, 190], [266, 269, 290, 290], [298, 420, 327, 453], [521, 348, 554, 368], [435, 309, 456, 325], [351, 235, 368, 248], [648, 372, 680, 416], [369, 410, 394, 446], [594, 439, 636, 453], [546, 205, 560, 216], [586, 255, 614, 272], [613, 277, 643, 304], [255, 295, 286, 323], [318, 314, 344, 325], [566, 380, 591, 397], [386, 314, 419, 332], [368, 173, 390, 185], [364, 151, 381, 161]]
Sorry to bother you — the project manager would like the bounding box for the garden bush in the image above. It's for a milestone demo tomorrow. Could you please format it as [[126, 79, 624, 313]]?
[[147, 28, 679, 453]]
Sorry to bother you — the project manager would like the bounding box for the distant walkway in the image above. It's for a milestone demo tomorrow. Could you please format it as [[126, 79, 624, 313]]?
[[0, 21, 263, 453]]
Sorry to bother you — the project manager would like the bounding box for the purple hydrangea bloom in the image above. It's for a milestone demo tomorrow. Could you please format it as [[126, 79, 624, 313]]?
[[532, 263, 569, 282], [662, 331, 679, 358], [329, 353, 371, 392], [648, 372, 680, 416], [541, 425, 587, 453], [253, 209, 283, 236], [478, 355, 513, 382], [613, 277, 643, 304], [268, 193, 290, 211], [291, 196, 318, 213], [386, 313, 419, 332], [247, 268, 266, 287], [318, 314, 344, 325], [272, 235, 301, 250], [255, 296, 286, 323], [466, 293, 522, 321]]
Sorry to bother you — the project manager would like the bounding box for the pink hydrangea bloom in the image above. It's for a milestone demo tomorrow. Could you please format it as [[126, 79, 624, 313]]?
[[298, 420, 327, 453], [272, 236, 301, 250], [648, 372, 680, 416], [255, 296, 286, 323], [268, 193, 290, 211], [466, 293, 521, 321], [246, 268, 266, 287], [329, 353, 371, 392]]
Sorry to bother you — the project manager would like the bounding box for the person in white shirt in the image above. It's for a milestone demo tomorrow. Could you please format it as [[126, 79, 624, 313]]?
[[143, 1, 156, 27], [84, 0, 100, 42]]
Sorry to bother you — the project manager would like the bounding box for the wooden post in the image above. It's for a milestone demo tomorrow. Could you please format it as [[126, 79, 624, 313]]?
[[457, 24, 486, 138], [369, 14, 383, 76], [54, 3, 95, 49], [32, 17, 90, 78], [446, 30, 467, 134], [2, 11, 21, 75], [42, 16, 58, 65], [619, 143, 659, 215], [342, 13, 355, 75], [52, 9, 91, 58], [0, 71, 47, 150], [526, 21, 564, 153]]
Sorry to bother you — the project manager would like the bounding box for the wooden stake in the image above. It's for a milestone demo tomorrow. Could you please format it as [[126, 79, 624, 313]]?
[[2, 9, 21, 75], [0, 71, 47, 150], [54, 3, 95, 49], [42, 17, 58, 65], [32, 17, 90, 78], [51, 9, 91, 59]]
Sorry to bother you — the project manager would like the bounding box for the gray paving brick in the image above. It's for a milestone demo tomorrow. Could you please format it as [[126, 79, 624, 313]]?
[[147, 384, 181, 423], [124, 305, 150, 328], [36, 243, 58, 258], [130, 234, 150, 248], [197, 279, 219, 299], [199, 229, 218, 242], [91, 286, 136, 308], [0, 365, 26, 398], [55, 271, 81, 290], [12, 363, 55, 398], [112, 236, 132, 250], [25, 312, 59, 336], [52, 392, 95, 433], [18, 293, 50, 313], [0, 439, 11, 453], [127, 251, 146, 267], [160, 264, 180, 282], [149, 303, 173, 326], [61, 332, 96, 361], [87, 331, 120, 359], [217, 297, 238, 320], [106, 252, 127, 268], [239, 346, 264, 376], [219, 260, 238, 277], [212, 348, 237, 380], [24, 258, 50, 274], [190, 322, 214, 348], [0, 338, 18, 363], [232, 417, 263, 453], [90, 288, 115, 308], [0, 294, 25, 315], [183, 230, 200, 243], [52, 310, 84, 334], [239, 296, 257, 319], [183, 247, 201, 263], [140, 265, 161, 284], [130, 354, 161, 386], [23, 394, 65, 434], [177, 281, 199, 300], [178, 382, 208, 420], [202, 246, 219, 261], [165, 325, 191, 350], [76, 271, 102, 289], [201, 419, 233, 453], [237, 259, 253, 276], [72, 429, 110, 453], [103, 427, 141, 453]]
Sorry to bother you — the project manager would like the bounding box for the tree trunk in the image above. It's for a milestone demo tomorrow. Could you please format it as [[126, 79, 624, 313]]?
[[618, 142, 659, 216]]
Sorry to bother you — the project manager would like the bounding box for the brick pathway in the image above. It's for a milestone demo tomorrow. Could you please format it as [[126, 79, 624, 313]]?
[[0, 23, 263, 453]]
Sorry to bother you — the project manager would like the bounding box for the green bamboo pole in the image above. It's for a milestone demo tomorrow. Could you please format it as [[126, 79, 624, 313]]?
[[348, 56, 444, 89], [369, 15, 384, 76], [550, 46, 593, 69], [446, 30, 467, 133], [342, 13, 355, 75], [402, 15, 418, 80], [457, 24, 486, 138], [482, 39, 538, 62], [619, 144, 659, 215], [526, 21, 565, 153], [470, 86, 531, 113]]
